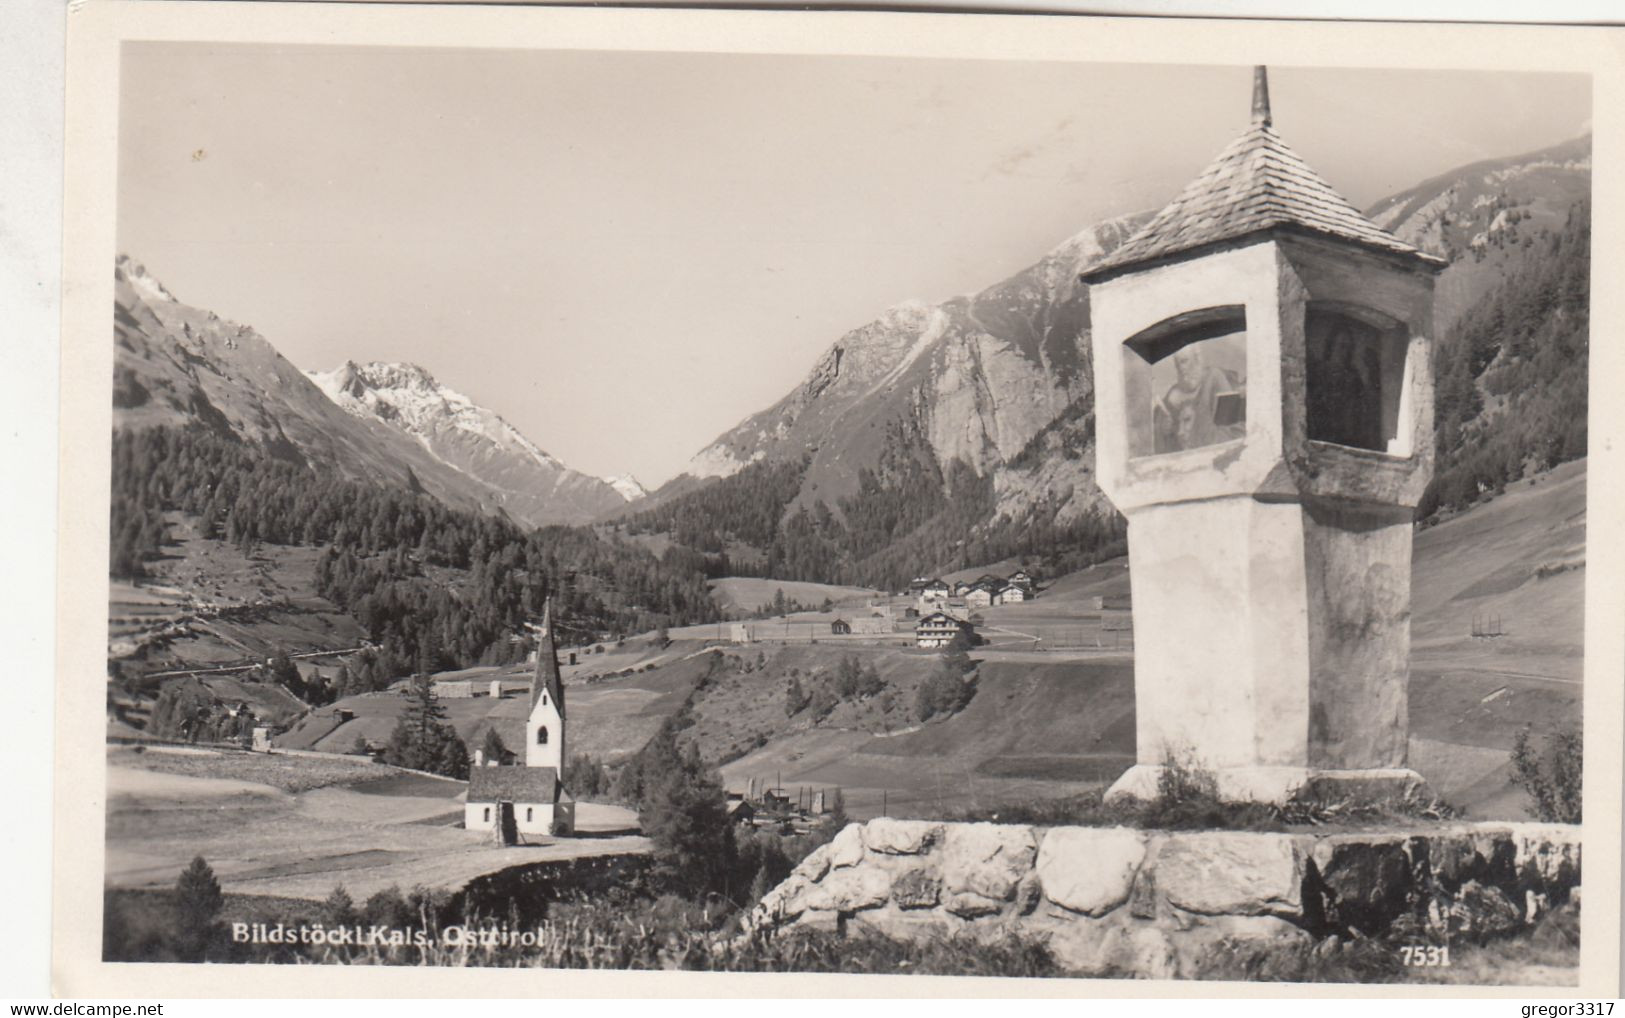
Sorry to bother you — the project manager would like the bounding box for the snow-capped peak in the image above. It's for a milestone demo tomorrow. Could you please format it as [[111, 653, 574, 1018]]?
[[603, 474, 648, 502], [306, 360, 565, 471], [115, 254, 177, 304]]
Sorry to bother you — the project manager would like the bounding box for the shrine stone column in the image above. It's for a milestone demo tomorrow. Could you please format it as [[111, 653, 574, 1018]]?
[[1081, 67, 1445, 803]]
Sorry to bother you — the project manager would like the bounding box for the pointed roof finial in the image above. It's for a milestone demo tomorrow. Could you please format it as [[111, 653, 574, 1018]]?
[[1080, 60, 1445, 283]]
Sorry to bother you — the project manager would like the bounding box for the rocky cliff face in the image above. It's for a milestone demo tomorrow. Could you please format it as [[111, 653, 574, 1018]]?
[[1367, 133, 1591, 333], [658, 133, 1591, 539], [113, 256, 627, 528], [672, 213, 1148, 521], [307, 360, 631, 525]]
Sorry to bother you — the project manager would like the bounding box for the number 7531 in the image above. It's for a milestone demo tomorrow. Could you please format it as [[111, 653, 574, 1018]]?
[[1398, 944, 1450, 967]]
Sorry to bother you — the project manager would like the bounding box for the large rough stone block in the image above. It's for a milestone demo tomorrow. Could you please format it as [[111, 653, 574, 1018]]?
[[794, 909, 841, 933], [1037, 826, 1147, 917], [1510, 824, 1582, 888], [848, 908, 963, 941], [1158, 832, 1303, 917], [1427, 829, 1511, 890], [863, 818, 944, 855], [943, 891, 1005, 919], [793, 844, 832, 883], [755, 875, 812, 926], [1310, 835, 1416, 935], [940, 823, 1037, 902], [827, 824, 866, 869], [1172, 915, 1314, 980], [1014, 870, 1043, 915], [1039, 912, 1176, 979], [1431, 879, 1525, 939], [804, 866, 890, 912], [890, 868, 943, 910]]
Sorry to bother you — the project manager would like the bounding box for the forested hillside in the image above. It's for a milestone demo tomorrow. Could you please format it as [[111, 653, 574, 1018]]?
[[111, 427, 719, 677], [618, 425, 1125, 591], [1423, 199, 1589, 519]]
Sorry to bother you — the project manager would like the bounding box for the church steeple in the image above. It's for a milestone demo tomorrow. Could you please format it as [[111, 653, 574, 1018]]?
[[531, 599, 565, 718], [526, 598, 566, 772]]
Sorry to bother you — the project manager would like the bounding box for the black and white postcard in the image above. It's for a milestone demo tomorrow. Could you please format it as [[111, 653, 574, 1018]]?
[[53, 1, 1625, 996]]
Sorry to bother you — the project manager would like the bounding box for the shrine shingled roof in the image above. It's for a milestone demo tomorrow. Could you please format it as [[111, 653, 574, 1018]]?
[[1082, 68, 1445, 282]]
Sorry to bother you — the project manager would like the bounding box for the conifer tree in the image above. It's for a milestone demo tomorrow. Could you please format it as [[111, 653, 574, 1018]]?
[[479, 727, 507, 765], [173, 856, 224, 961], [383, 674, 469, 778]]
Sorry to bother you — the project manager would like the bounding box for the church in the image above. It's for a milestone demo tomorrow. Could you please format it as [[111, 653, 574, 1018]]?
[[464, 601, 575, 840]]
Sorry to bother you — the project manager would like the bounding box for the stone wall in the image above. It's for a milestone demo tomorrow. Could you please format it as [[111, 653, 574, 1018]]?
[[750, 819, 1580, 978]]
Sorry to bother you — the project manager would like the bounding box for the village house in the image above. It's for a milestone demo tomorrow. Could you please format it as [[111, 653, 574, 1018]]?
[[762, 788, 793, 811], [965, 587, 994, 609], [916, 610, 973, 648], [726, 799, 756, 827], [465, 601, 575, 840], [994, 584, 1027, 605], [921, 578, 951, 601], [829, 618, 852, 635]]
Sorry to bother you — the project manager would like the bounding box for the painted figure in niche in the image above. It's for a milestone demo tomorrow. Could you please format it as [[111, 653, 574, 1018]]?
[[1154, 342, 1246, 453], [1307, 316, 1385, 451]]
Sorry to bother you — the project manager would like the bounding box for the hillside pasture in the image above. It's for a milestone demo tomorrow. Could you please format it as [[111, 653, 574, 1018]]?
[[275, 645, 717, 764], [709, 652, 1139, 821], [109, 513, 363, 673], [1411, 458, 1585, 681], [707, 577, 880, 613], [112, 745, 387, 793]]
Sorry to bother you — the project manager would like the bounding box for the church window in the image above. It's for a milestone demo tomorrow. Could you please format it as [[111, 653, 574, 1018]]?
[[1123, 306, 1248, 457], [482, 807, 490, 823], [526, 807, 533, 823], [537, 726, 549, 745]]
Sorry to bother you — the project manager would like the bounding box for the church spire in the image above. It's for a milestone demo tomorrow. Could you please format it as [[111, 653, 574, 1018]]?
[[1251, 65, 1272, 128], [531, 598, 565, 717]]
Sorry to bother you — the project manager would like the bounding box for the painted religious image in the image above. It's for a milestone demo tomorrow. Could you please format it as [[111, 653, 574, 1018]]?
[[1150, 333, 1247, 453], [74, 12, 1603, 993], [1306, 310, 1394, 452]]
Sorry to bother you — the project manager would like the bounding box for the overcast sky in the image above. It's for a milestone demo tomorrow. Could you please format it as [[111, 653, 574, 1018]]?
[[117, 45, 1589, 486]]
